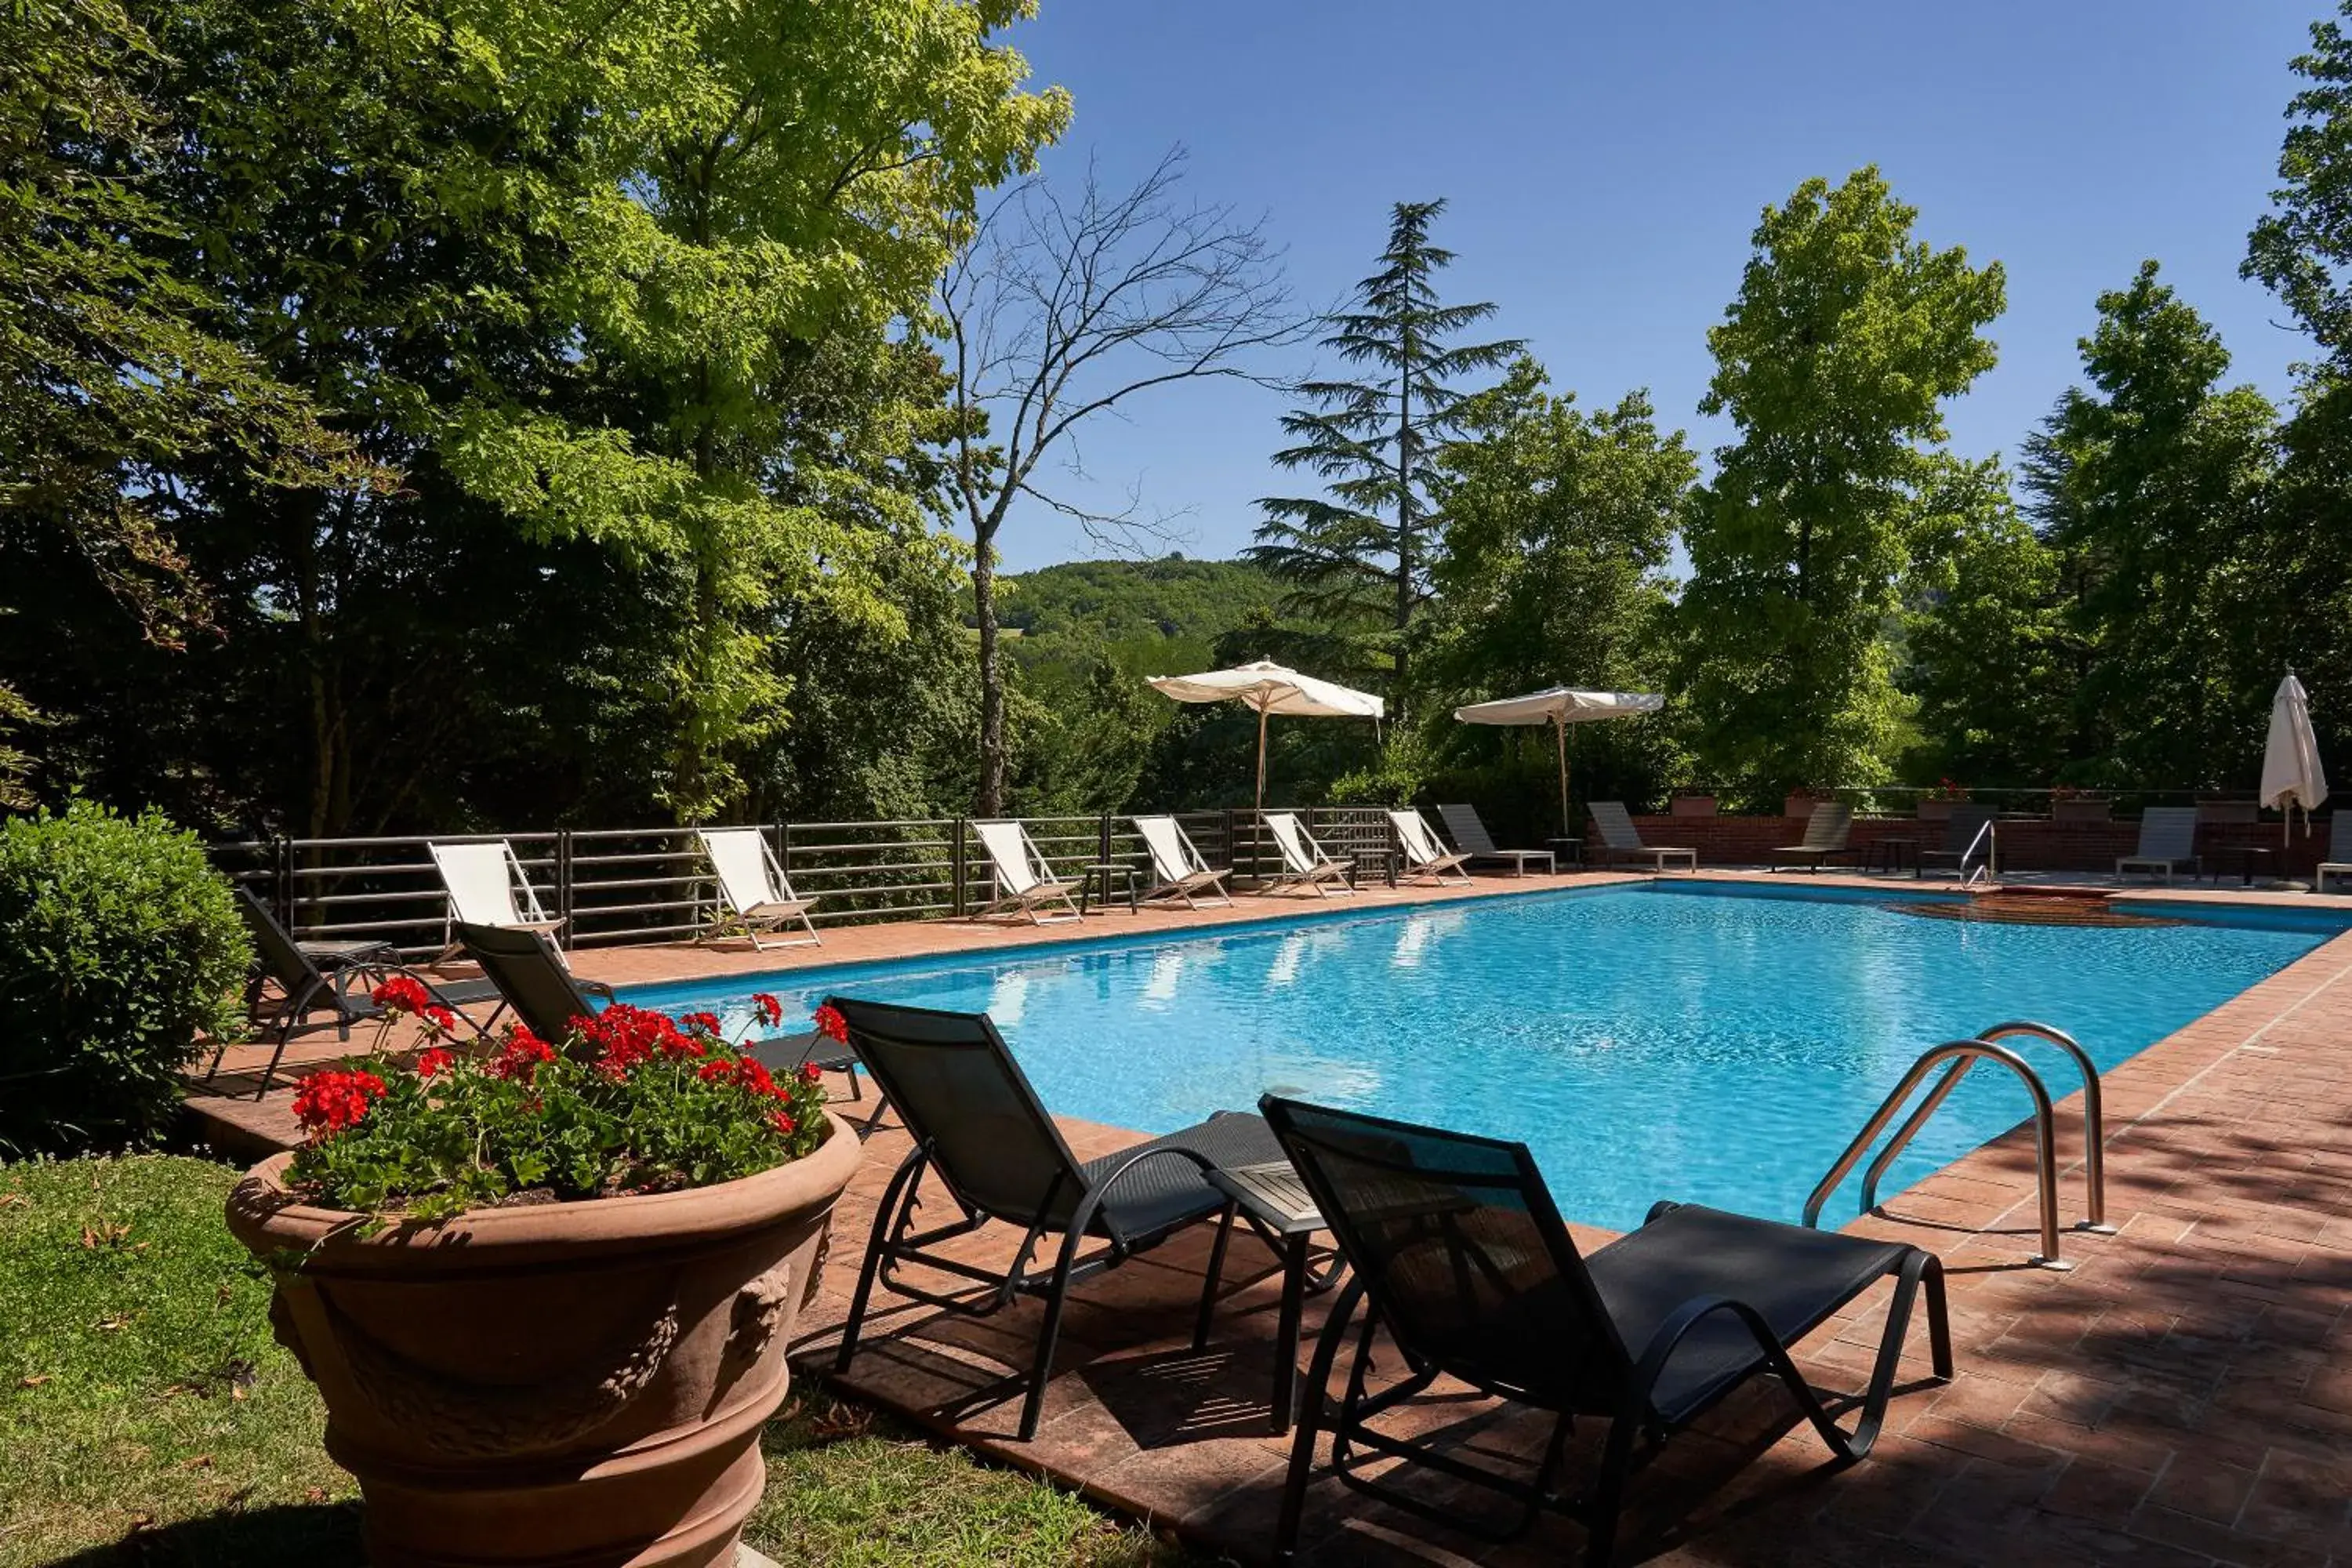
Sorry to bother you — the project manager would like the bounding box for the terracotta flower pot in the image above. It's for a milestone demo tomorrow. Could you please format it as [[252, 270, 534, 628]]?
[[226, 1111, 863, 1568]]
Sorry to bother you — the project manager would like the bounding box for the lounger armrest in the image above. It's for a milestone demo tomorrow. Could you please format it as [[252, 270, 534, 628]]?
[[1627, 1291, 1795, 1417]]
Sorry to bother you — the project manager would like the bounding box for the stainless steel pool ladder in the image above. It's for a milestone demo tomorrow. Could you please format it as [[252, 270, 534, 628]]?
[[1961, 818, 1997, 887], [1802, 1021, 2114, 1269]]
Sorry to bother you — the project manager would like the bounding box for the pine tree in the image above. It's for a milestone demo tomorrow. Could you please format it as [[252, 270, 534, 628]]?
[[1248, 200, 1521, 719]]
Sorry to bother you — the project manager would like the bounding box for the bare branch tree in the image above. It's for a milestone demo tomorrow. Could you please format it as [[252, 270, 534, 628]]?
[[942, 145, 1307, 813]]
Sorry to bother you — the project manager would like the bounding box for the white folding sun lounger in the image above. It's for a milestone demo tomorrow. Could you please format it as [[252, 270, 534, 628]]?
[[697, 828, 821, 950], [1388, 809, 1473, 886], [1134, 815, 1233, 910], [429, 840, 565, 962], [1263, 812, 1356, 897], [972, 821, 1084, 924]]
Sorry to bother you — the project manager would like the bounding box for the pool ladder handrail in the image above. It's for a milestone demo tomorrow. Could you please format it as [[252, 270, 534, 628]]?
[[1802, 1021, 2114, 1270], [1961, 818, 1997, 888]]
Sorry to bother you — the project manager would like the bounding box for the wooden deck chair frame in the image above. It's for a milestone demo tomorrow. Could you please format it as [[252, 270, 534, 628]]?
[[1263, 812, 1356, 897], [1133, 815, 1234, 910], [429, 840, 565, 963], [971, 821, 1084, 924], [697, 827, 821, 950]]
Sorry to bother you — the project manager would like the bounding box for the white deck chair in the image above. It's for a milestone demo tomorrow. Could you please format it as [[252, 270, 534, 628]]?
[[697, 828, 821, 949], [429, 840, 564, 963], [1133, 815, 1233, 909], [971, 821, 1084, 924], [1388, 809, 1473, 886], [1263, 812, 1356, 897]]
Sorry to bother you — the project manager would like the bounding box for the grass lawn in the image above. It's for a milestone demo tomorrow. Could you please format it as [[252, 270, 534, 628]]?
[[0, 1154, 1202, 1568]]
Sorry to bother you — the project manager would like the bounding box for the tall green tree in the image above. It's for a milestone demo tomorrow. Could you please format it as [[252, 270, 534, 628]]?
[[2026, 262, 2279, 787], [2241, 0, 2352, 770], [1250, 199, 1522, 718], [1424, 358, 1690, 702], [0, 0, 372, 808], [1900, 457, 2077, 786], [1676, 167, 2005, 796], [1416, 358, 1694, 822]]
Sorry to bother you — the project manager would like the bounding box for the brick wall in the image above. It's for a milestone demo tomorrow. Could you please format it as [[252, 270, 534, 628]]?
[[1620, 812, 2333, 877]]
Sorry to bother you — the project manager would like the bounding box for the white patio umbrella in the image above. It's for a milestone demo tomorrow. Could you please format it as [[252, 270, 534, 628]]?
[[2259, 668, 2328, 844], [1145, 659, 1385, 812], [1453, 686, 1665, 836]]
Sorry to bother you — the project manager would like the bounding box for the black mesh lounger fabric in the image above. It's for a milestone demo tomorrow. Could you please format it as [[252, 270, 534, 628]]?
[[1584, 1204, 1910, 1420], [1077, 1111, 1285, 1239]]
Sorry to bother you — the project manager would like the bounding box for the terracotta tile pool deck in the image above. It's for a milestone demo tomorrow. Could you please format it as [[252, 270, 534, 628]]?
[[193, 869, 2352, 1563]]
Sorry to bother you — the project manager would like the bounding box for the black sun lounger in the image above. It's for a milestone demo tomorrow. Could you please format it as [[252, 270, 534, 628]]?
[[1261, 1097, 1951, 1566]]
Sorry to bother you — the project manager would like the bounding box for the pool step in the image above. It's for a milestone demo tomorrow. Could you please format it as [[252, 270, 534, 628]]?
[[1894, 891, 2181, 928]]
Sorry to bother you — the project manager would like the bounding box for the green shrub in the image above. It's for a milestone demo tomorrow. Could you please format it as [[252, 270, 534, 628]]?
[[0, 801, 251, 1153]]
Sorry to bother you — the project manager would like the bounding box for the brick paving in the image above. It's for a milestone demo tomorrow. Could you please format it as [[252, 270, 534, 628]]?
[[191, 870, 2352, 1563]]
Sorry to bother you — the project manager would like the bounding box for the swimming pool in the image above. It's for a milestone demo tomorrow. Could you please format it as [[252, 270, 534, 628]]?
[[622, 885, 2345, 1230]]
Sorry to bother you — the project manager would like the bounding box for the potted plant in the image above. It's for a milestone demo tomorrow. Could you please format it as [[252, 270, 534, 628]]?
[[1669, 790, 1719, 818], [226, 989, 863, 1568], [1917, 778, 1969, 822], [1784, 786, 1824, 820], [2049, 786, 2111, 825]]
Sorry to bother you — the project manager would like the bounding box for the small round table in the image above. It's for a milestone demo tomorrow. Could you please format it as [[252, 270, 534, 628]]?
[[1077, 862, 1142, 914]]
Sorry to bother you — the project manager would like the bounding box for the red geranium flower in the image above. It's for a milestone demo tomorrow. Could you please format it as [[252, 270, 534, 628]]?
[[695, 1058, 733, 1083], [421, 1004, 458, 1036], [416, 1047, 456, 1080], [798, 1061, 824, 1084], [734, 1058, 781, 1100], [681, 1011, 722, 1035], [811, 1003, 848, 1044], [292, 1068, 387, 1137], [371, 975, 433, 1017], [752, 993, 782, 1028], [489, 1027, 557, 1083], [768, 1109, 797, 1137]]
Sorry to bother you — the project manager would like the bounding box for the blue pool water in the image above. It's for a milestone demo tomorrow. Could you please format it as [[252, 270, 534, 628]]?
[[623, 886, 2343, 1229]]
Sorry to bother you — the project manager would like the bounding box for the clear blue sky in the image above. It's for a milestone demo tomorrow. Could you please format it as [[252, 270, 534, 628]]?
[[982, 0, 2321, 572]]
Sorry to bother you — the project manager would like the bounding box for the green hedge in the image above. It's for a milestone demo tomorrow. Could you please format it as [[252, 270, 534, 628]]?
[[0, 802, 251, 1152]]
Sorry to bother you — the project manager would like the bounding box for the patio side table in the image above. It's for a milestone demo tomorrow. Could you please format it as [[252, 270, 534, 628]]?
[[1546, 837, 1584, 869], [1076, 862, 1141, 915], [1869, 837, 1918, 877], [1205, 1160, 1341, 1435]]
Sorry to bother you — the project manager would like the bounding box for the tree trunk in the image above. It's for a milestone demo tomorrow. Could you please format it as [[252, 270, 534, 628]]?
[[974, 538, 1004, 815], [1392, 370, 1414, 725]]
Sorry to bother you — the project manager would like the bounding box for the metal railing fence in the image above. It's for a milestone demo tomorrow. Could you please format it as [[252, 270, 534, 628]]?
[[213, 809, 1402, 959]]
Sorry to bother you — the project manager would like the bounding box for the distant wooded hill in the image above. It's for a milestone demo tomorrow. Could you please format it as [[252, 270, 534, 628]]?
[[992, 555, 1281, 683]]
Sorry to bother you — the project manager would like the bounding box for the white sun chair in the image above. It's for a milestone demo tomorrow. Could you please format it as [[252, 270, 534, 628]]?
[[696, 827, 821, 949], [2315, 815, 2352, 892], [2116, 807, 2201, 884], [429, 840, 564, 962], [1133, 815, 1233, 910], [1263, 811, 1356, 897], [1388, 808, 1473, 886], [972, 820, 1084, 924]]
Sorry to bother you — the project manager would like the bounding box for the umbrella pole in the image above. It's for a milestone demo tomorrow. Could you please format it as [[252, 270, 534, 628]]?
[[1555, 715, 1570, 837], [1254, 704, 1269, 817]]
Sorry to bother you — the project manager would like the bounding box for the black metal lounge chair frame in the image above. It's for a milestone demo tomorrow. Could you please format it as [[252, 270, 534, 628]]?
[[451, 920, 620, 1040], [206, 887, 489, 1099], [1262, 1097, 1951, 1567], [828, 997, 1291, 1440]]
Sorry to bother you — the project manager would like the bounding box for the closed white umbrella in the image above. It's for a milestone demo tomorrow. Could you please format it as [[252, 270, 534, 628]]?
[[1454, 686, 1665, 836], [2259, 669, 2328, 844], [1146, 659, 1385, 812]]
